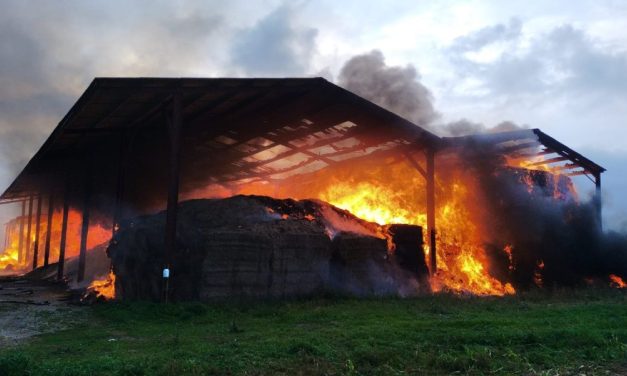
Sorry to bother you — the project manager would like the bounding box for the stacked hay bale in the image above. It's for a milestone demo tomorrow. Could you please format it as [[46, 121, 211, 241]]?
[[108, 195, 428, 301]]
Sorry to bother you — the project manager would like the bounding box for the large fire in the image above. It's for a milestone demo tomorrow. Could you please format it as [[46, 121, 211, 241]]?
[[2, 146, 622, 299], [0, 209, 110, 272], [319, 176, 514, 296], [189, 155, 523, 296]]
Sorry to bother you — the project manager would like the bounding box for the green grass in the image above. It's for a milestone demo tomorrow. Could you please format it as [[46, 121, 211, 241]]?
[[1, 290, 626, 375]]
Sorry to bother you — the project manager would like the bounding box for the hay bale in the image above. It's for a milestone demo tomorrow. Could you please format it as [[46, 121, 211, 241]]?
[[108, 195, 428, 301]]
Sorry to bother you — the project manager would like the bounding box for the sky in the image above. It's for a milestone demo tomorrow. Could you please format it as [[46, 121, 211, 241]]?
[[1, 0, 626, 230]]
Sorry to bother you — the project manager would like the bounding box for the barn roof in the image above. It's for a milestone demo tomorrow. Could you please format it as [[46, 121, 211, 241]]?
[[1, 77, 440, 201], [442, 129, 606, 178], [0, 77, 605, 202]]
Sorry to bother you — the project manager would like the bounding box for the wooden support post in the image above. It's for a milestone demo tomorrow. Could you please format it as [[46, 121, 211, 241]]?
[[112, 132, 128, 237], [426, 149, 437, 274], [25, 195, 34, 266], [57, 180, 71, 281], [43, 193, 54, 267], [163, 89, 183, 302], [594, 173, 602, 232], [32, 195, 43, 270], [77, 163, 93, 283], [3, 223, 8, 251], [17, 200, 26, 265]]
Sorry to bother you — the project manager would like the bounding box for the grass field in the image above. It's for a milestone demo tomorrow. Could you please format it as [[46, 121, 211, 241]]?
[[0, 290, 626, 375]]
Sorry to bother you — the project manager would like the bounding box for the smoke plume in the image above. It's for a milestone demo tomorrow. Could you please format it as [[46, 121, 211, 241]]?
[[440, 119, 529, 137], [338, 50, 438, 127], [336, 50, 530, 137]]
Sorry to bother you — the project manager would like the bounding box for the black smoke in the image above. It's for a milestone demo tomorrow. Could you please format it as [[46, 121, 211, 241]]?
[[441, 119, 529, 137], [456, 142, 627, 289]]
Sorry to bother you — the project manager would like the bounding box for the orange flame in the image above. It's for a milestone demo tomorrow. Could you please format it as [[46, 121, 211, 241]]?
[[86, 271, 116, 299], [320, 179, 514, 296], [186, 155, 520, 296], [183, 153, 582, 297], [1, 209, 111, 273], [506, 157, 578, 201], [609, 274, 626, 289]]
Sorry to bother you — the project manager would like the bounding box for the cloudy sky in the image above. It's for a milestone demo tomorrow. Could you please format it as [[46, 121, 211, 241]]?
[[1, 0, 626, 229]]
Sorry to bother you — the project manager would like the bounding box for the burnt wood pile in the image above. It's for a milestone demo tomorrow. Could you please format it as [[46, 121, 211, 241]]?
[[108, 195, 429, 301]]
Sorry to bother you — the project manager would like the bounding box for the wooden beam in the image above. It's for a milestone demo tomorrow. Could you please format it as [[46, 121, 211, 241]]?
[[111, 132, 128, 237], [564, 170, 589, 177], [534, 130, 606, 175], [57, 178, 70, 281], [222, 125, 378, 178], [77, 161, 93, 283], [17, 200, 25, 266], [595, 173, 602, 232], [525, 156, 569, 167], [164, 88, 183, 302], [25, 195, 34, 266], [548, 163, 579, 172], [426, 149, 437, 274], [403, 151, 427, 178], [43, 193, 54, 267], [32, 195, 43, 270], [3, 223, 6, 252], [0, 198, 35, 206]]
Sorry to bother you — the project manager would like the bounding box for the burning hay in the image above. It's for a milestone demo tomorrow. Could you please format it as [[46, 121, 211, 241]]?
[[108, 195, 429, 301]]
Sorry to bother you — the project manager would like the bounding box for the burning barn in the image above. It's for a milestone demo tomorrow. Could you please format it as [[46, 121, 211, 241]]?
[[0, 77, 621, 301]]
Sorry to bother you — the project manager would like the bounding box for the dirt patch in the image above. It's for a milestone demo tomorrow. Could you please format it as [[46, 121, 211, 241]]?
[[0, 276, 85, 347]]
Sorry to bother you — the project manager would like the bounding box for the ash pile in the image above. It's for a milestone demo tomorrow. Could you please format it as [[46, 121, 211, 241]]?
[[108, 195, 429, 301]]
